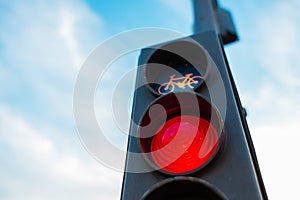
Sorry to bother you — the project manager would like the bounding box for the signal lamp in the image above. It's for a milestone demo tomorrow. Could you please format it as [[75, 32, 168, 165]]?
[[139, 92, 224, 175], [144, 40, 211, 95]]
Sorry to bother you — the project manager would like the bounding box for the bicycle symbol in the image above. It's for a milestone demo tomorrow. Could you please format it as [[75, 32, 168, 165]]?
[[158, 73, 203, 94]]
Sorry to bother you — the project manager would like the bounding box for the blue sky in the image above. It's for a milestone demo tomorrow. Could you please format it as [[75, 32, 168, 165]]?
[[0, 0, 300, 199]]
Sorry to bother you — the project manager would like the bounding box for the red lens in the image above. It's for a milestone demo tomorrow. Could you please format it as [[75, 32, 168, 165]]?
[[150, 115, 219, 174]]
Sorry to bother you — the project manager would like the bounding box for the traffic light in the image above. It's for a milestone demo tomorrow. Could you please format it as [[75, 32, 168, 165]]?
[[119, 1, 268, 199], [120, 30, 267, 200]]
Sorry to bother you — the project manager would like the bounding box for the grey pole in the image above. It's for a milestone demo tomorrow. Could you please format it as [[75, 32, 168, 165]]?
[[193, 0, 238, 44], [193, 0, 220, 34]]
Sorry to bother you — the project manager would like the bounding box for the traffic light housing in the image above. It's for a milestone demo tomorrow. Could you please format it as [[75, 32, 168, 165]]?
[[120, 31, 267, 199]]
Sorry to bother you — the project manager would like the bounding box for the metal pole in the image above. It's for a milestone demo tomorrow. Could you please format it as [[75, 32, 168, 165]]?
[[193, 0, 238, 44], [193, 0, 219, 34]]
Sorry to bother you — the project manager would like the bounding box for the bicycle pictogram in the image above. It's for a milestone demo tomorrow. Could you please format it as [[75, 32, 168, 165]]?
[[158, 73, 203, 94]]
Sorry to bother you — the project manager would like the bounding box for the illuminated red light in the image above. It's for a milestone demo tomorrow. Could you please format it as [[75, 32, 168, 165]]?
[[139, 92, 222, 175], [150, 115, 219, 174]]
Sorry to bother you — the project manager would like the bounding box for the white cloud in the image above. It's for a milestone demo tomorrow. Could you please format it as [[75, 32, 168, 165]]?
[[58, 5, 89, 68], [0, 0, 123, 199], [251, 123, 300, 200], [245, 84, 300, 199], [255, 0, 300, 88], [0, 0, 105, 121], [240, 1, 300, 199], [0, 105, 122, 200]]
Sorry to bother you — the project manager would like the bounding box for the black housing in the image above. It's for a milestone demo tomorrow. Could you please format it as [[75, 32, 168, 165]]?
[[120, 31, 267, 200]]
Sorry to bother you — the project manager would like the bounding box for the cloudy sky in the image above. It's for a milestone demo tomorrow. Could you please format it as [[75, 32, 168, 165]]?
[[0, 0, 300, 199]]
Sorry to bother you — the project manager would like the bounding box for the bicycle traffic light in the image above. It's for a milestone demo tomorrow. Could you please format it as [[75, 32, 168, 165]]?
[[120, 31, 267, 200]]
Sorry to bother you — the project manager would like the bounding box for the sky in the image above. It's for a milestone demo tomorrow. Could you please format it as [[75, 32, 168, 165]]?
[[0, 0, 300, 199]]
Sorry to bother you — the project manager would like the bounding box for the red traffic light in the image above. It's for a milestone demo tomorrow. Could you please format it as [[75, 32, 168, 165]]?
[[139, 92, 223, 175], [151, 115, 219, 174]]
